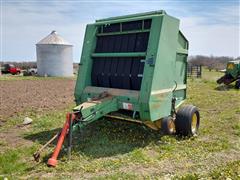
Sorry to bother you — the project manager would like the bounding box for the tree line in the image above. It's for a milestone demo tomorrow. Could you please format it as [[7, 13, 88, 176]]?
[[1, 55, 239, 71], [188, 55, 240, 71]]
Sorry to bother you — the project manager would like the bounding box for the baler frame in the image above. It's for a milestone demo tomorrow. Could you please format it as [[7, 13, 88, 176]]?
[[33, 11, 201, 167]]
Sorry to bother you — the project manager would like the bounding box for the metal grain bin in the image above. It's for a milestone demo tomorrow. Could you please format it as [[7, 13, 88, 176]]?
[[36, 31, 73, 77]]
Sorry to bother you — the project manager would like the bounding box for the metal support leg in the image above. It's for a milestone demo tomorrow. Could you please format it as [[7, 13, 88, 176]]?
[[67, 114, 73, 160]]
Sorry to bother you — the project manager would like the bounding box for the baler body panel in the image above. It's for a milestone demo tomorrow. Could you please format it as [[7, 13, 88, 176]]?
[[74, 11, 188, 122], [226, 61, 240, 79], [217, 60, 240, 85]]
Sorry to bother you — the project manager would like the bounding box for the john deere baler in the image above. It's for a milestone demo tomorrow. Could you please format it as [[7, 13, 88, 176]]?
[[217, 60, 240, 89], [44, 11, 200, 167]]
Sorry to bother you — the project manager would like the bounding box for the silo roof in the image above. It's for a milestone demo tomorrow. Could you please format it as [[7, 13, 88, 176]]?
[[37, 31, 72, 45]]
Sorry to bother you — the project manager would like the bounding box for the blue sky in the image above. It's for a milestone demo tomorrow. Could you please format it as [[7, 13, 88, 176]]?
[[1, 0, 239, 62]]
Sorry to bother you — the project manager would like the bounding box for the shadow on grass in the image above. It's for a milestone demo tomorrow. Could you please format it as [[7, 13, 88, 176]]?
[[215, 84, 236, 91], [24, 118, 163, 160]]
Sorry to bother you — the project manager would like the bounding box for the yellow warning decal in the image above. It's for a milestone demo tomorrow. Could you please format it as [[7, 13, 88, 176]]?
[[227, 63, 234, 70]]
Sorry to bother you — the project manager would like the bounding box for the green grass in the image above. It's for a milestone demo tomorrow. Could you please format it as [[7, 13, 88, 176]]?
[[208, 160, 240, 179], [201, 67, 224, 81], [0, 146, 38, 177], [174, 160, 240, 180], [0, 70, 239, 179], [92, 172, 138, 180], [0, 104, 75, 132]]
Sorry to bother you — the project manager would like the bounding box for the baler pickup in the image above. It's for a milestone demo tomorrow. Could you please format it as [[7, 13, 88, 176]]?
[[42, 11, 201, 167]]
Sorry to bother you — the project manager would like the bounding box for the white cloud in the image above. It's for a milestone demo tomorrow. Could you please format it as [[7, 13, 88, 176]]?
[[181, 18, 239, 57], [2, 2, 88, 61]]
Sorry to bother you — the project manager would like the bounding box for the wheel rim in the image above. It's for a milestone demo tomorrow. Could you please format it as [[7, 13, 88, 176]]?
[[191, 113, 198, 133], [168, 119, 175, 133]]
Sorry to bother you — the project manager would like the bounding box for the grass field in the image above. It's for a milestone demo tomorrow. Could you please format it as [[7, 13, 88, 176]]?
[[0, 70, 239, 179]]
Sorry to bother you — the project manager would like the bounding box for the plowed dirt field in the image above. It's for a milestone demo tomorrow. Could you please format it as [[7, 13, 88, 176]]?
[[0, 79, 76, 120]]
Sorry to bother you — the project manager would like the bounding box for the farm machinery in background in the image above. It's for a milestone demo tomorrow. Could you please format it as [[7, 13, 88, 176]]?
[[33, 11, 200, 167], [1, 64, 21, 75], [23, 68, 38, 76], [217, 60, 240, 89]]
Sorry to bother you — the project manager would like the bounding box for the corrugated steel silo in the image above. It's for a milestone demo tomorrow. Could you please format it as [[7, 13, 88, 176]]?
[[36, 31, 73, 77]]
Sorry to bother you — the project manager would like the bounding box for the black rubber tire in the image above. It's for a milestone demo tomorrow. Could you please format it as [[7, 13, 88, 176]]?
[[161, 116, 175, 135], [235, 80, 240, 89], [175, 105, 200, 136]]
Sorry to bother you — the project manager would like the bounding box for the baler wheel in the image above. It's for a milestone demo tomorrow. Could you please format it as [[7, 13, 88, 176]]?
[[175, 105, 200, 136], [161, 116, 175, 135]]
